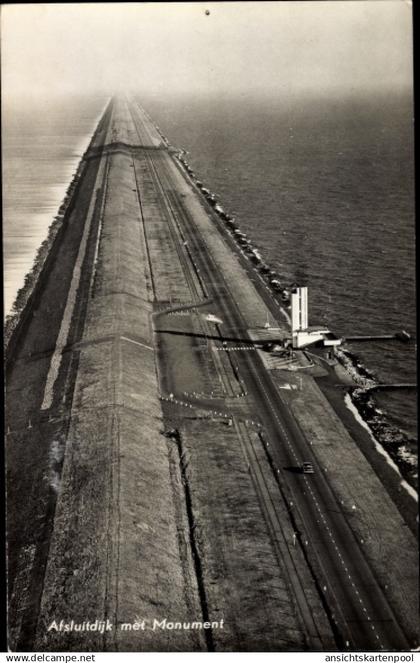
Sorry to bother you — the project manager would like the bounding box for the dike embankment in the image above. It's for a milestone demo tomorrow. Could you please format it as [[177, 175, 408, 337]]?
[[32, 101, 204, 652], [6, 99, 116, 651], [8, 98, 330, 652], [6, 96, 418, 652]]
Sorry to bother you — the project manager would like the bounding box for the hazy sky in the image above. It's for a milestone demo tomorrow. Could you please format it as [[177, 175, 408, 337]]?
[[1, 2, 413, 100]]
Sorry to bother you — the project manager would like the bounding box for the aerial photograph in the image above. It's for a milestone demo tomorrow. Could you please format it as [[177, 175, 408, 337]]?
[[2, 1, 417, 654]]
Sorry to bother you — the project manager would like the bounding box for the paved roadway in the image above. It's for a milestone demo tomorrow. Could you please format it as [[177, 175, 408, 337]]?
[[127, 98, 411, 651]]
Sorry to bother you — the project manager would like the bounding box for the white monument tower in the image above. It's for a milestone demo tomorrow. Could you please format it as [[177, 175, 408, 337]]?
[[291, 286, 341, 349], [291, 286, 308, 335]]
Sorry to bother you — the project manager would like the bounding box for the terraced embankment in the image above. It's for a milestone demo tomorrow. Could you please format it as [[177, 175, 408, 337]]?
[[6, 100, 114, 651], [6, 96, 418, 653]]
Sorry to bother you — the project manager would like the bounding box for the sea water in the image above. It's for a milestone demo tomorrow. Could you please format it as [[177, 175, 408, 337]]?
[[2, 93, 108, 314], [3, 90, 416, 475]]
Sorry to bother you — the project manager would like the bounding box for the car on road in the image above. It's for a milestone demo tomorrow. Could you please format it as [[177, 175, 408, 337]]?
[[302, 462, 314, 474]]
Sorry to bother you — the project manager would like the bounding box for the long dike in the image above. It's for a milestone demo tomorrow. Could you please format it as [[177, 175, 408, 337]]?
[[5, 97, 418, 652]]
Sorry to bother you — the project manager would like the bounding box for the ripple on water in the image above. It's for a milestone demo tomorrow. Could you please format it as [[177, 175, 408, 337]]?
[[3, 94, 109, 314]]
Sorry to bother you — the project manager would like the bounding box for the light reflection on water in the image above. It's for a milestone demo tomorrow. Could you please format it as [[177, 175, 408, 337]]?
[[2, 95, 108, 314]]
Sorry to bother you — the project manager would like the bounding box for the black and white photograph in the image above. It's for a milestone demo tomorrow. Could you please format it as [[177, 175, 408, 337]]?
[[2, 1, 417, 655]]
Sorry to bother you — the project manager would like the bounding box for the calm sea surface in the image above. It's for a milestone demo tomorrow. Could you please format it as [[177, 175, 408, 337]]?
[[3, 92, 416, 448], [3, 94, 108, 314]]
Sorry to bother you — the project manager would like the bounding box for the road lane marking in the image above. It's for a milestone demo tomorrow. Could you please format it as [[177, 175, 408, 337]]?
[[247, 358, 385, 648]]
